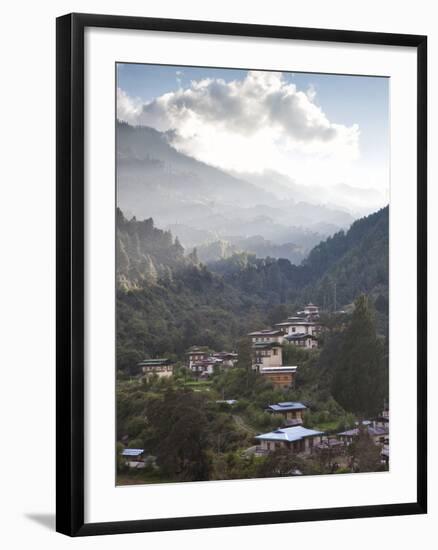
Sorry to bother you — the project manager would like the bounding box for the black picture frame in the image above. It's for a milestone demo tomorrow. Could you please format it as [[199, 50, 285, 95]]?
[[56, 12, 427, 537]]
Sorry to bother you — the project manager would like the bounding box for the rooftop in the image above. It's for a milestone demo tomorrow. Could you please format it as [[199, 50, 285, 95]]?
[[253, 342, 283, 349], [267, 401, 307, 412], [121, 448, 144, 457], [285, 333, 314, 341], [338, 425, 389, 437], [255, 426, 324, 443], [137, 358, 171, 366], [186, 348, 210, 355], [275, 320, 316, 327], [248, 329, 284, 337], [260, 366, 297, 373]]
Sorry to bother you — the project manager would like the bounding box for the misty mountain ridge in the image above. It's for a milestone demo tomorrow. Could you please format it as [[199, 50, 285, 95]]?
[[117, 205, 389, 319], [236, 170, 386, 217], [117, 121, 356, 260]]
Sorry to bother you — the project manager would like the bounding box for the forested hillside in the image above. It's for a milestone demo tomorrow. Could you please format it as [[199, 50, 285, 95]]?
[[209, 207, 389, 308], [117, 206, 389, 372], [117, 207, 190, 289]]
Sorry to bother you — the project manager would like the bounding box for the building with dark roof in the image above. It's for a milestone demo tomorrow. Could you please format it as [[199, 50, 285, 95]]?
[[284, 332, 318, 349], [259, 366, 297, 389], [266, 401, 307, 425], [137, 358, 174, 378]]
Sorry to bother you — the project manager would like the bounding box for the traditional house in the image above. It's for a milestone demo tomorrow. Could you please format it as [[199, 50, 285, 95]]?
[[212, 351, 238, 367], [260, 366, 297, 389], [137, 358, 174, 378], [255, 426, 324, 454], [121, 448, 145, 469], [248, 329, 285, 345], [248, 330, 297, 387], [299, 303, 320, 319], [186, 347, 211, 369], [275, 318, 319, 338], [186, 347, 237, 375], [191, 357, 221, 377], [252, 341, 283, 370], [337, 423, 389, 446], [285, 332, 318, 349], [266, 401, 307, 425]]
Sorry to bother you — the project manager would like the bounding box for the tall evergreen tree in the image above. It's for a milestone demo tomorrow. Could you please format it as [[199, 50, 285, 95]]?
[[331, 295, 387, 418], [147, 390, 211, 481]]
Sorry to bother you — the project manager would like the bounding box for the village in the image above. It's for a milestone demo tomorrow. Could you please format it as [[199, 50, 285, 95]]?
[[119, 302, 389, 477]]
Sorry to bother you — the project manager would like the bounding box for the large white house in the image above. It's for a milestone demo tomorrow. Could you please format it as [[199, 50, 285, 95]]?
[[255, 426, 324, 454], [248, 329, 285, 345], [248, 330, 298, 388], [274, 317, 318, 337]]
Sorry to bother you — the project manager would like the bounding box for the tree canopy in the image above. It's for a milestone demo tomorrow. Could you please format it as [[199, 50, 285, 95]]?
[[331, 295, 388, 418]]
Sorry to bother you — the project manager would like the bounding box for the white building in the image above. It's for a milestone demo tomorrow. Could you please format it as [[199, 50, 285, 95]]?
[[301, 302, 320, 318], [284, 332, 318, 349], [251, 341, 283, 370], [255, 426, 324, 454], [137, 358, 174, 378], [248, 329, 285, 345], [186, 347, 211, 369], [274, 318, 318, 337]]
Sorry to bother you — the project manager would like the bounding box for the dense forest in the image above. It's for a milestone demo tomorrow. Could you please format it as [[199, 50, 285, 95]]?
[[116, 206, 389, 372]]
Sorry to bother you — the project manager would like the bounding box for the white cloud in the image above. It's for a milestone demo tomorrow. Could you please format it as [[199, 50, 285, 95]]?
[[117, 71, 361, 177], [117, 88, 144, 125]]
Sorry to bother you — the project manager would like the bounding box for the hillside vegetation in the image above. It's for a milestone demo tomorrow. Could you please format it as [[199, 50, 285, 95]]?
[[116, 206, 389, 371]]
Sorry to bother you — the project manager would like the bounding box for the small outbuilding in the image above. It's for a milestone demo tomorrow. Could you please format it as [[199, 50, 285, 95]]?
[[266, 401, 307, 425]]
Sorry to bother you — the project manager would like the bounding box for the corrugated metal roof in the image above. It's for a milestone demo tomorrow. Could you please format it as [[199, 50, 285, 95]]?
[[248, 329, 283, 336], [268, 402, 307, 412], [338, 425, 388, 437], [137, 358, 171, 366], [255, 426, 324, 442], [260, 366, 297, 373], [121, 448, 144, 456]]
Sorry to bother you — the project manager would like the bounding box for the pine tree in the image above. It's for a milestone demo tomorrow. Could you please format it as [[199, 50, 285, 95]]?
[[173, 236, 184, 256], [331, 295, 387, 418]]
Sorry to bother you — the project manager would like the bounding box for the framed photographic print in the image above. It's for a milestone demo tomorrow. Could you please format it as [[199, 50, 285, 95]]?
[[56, 13, 427, 536]]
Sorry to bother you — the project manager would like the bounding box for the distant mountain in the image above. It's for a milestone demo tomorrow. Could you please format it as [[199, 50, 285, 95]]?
[[208, 206, 389, 310], [116, 121, 354, 255], [237, 170, 385, 217], [116, 206, 389, 367], [195, 234, 316, 265], [117, 204, 388, 311]]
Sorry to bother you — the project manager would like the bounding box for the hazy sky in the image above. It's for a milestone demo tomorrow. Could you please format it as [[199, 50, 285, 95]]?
[[117, 63, 389, 198]]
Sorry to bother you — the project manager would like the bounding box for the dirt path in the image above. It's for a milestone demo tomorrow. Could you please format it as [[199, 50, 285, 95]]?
[[232, 414, 257, 436]]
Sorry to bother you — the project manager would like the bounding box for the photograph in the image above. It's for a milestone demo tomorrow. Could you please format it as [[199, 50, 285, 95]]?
[[115, 63, 390, 486]]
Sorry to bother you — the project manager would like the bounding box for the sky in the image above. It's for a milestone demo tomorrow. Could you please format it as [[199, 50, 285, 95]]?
[[116, 63, 389, 199]]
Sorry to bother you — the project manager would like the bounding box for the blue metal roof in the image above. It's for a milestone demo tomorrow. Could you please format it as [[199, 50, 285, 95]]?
[[268, 402, 307, 412], [255, 426, 323, 442], [121, 448, 144, 456]]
